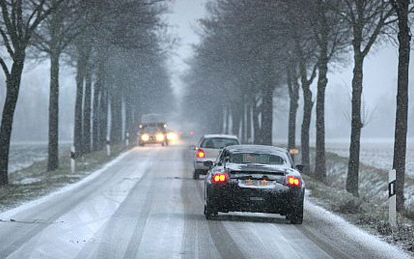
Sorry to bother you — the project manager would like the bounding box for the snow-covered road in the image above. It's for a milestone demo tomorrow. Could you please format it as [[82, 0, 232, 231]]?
[[0, 144, 411, 259]]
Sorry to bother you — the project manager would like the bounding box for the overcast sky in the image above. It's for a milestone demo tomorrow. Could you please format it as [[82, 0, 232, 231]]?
[[1, 0, 412, 143]]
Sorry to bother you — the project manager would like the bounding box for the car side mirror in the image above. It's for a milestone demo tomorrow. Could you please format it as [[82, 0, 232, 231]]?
[[295, 164, 305, 172], [204, 160, 214, 169]]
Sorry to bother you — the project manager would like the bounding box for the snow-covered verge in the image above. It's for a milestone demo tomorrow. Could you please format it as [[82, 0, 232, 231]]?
[[305, 150, 414, 256], [9, 142, 71, 173], [303, 199, 412, 259], [325, 138, 414, 178], [0, 144, 131, 213]]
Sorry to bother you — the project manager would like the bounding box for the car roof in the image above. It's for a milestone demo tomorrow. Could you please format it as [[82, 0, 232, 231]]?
[[202, 134, 239, 140], [225, 145, 288, 155]]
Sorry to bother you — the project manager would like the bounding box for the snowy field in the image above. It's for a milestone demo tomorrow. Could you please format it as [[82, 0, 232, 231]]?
[[9, 142, 71, 173], [325, 138, 414, 178]]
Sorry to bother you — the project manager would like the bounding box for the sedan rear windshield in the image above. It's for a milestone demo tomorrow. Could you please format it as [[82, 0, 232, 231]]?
[[200, 138, 239, 149], [229, 153, 287, 166]]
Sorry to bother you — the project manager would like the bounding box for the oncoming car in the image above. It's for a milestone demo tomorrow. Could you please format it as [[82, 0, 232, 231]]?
[[192, 134, 240, 179], [138, 124, 168, 146], [203, 145, 305, 224]]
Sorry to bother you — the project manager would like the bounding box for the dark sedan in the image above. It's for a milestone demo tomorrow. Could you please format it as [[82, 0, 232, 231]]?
[[203, 145, 305, 224]]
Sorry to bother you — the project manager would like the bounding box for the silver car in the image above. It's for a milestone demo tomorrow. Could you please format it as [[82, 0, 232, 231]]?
[[192, 134, 240, 179]]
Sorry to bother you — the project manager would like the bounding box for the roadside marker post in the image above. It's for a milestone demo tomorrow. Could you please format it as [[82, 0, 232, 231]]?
[[388, 169, 397, 227], [70, 146, 76, 173], [126, 132, 130, 147], [106, 139, 111, 157]]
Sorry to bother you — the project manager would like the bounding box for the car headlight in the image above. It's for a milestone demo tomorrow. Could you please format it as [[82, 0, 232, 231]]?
[[141, 134, 149, 141], [156, 134, 164, 141], [167, 132, 177, 140]]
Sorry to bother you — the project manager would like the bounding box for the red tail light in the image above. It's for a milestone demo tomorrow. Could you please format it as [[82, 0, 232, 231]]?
[[286, 176, 301, 187], [212, 173, 229, 184], [197, 149, 206, 159]]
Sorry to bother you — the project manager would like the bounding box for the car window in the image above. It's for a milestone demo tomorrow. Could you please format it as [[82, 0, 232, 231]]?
[[200, 138, 239, 149], [229, 153, 288, 166], [142, 126, 163, 133], [216, 150, 224, 163]]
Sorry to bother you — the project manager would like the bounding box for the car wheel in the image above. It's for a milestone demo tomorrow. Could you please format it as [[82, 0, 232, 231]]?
[[193, 170, 200, 180], [139, 143, 145, 147], [204, 204, 216, 220], [162, 142, 165, 146], [290, 196, 304, 224]]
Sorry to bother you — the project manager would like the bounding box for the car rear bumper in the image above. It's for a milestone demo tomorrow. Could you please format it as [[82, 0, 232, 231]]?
[[194, 160, 210, 170], [206, 184, 304, 214]]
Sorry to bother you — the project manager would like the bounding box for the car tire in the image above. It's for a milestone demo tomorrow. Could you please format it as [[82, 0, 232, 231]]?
[[162, 142, 165, 146], [139, 143, 145, 147], [289, 195, 304, 224], [193, 170, 200, 180], [204, 204, 216, 220]]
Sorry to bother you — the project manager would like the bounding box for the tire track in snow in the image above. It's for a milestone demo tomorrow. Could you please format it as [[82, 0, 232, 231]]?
[[181, 149, 220, 259]]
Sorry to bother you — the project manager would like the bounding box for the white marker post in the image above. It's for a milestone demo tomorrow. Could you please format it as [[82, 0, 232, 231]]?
[[289, 147, 299, 163], [106, 138, 111, 157], [126, 132, 130, 147], [388, 169, 396, 227], [70, 145, 76, 173]]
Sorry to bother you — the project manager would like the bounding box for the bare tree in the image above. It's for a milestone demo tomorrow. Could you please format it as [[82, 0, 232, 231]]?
[[0, 0, 64, 185], [390, 0, 413, 212], [31, 0, 88, 170], [311, 0, 349, 181], [332, 0, 395, 196]]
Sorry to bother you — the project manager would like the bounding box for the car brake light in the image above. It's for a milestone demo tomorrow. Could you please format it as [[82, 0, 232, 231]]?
[[286, 176, 301, 187], [197, 149, 206, 158], [212, 173, 229, 184]]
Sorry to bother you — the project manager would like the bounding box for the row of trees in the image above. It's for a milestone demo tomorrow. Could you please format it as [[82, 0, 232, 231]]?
[[183, 0, 412, 211], [0, 0, 173, 184]]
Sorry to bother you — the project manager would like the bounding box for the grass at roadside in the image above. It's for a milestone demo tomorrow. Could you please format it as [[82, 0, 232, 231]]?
[[305, 150, 414, 254], [0, 144, 130, 213]]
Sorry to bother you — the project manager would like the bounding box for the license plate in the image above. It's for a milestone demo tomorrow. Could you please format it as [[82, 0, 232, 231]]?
[[238, 179, 276, 189]]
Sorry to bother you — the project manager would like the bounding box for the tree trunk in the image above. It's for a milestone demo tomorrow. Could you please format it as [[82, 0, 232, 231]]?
[[83, 59, 92, 154], [92, 49, 106, 151], [315, 54, 328, 181], [347, 53, 364, 197], [246, 101, 252, 143], [300, 82, 313, 175], [92, 81, 101, 151], [231, 105, 242, 138], [242, 95, 247, 143], [393, 1, 410, 212], [253, 100, 261, 144], [261, 87, 273, 145], [287, 67, 299, 150], [74, 54, 85, 158], [296, 37, 315, 175], [110, 91, 122, 143], [125, 99, 132, 138], [99, 88, 108, 149], [47, 50, 60, 171], [0, 59, 25, 185]]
